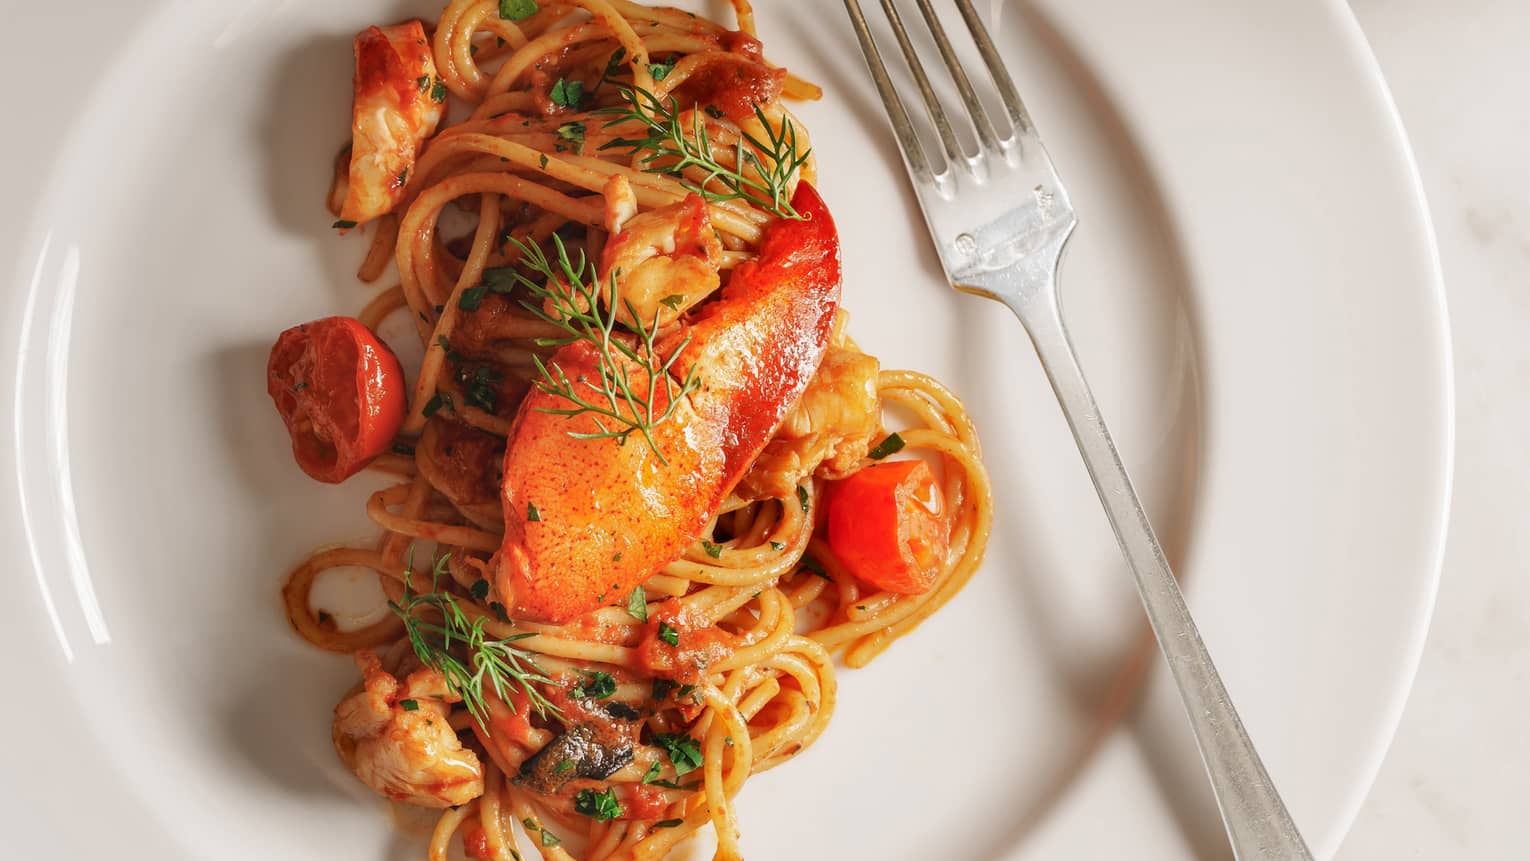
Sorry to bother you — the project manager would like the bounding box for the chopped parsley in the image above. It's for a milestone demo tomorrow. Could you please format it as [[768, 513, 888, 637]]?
[[626, 588, 648, 622], [574, 787, 623, 821], [657, 622, 679, 647], [700, 540, 723, 559], [429, 78, 447, 103], [659, 293, 686, 310], [522, 818, 561, 847], [470, 578, 490, 600], [415, 75, 429, 93], [570, 670, 616, 700], [550, 78, 584, 108], [539, 153, 550, 170], [399, 699, 420, 711], [799, 556, 830, 580], [460, 365, 501, 413], [555, 121, 586, 153], [768, 541, 785, 551], [459, 284, 489, 310], [797, 485, 810, 513], [868, 432, 906, 460], [648, 61, 675, 81], [655, 732, 702, 776], [331, 219, 357, 229], [422, 391, 452, 417], [704, 105, 726, 120], [526, 501, 541, 522], [555, 759, 574, 775], [396, 167, 408, 186], [652, 679, 677, 701], [652, 819, 684, 830], [640, 759, 663, 784], [499, 0, 538, 20]]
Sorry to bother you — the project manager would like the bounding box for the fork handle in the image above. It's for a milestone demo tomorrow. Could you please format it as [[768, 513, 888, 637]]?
[[1002, 289, 1314, 860]]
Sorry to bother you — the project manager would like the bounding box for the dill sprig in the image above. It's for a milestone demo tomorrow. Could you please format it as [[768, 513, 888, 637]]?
[[599, 86, 811, 220], [501, 235, 698, 464], [388, 552, 561, 726]]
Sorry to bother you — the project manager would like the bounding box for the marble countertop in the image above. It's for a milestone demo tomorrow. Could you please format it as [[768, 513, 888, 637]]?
[[1339, 0, 1526, 857]]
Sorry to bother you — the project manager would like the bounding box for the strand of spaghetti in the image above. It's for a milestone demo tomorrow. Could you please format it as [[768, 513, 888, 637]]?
[[395, 171, 604, 322], [587, 819, 628, 859], [478, 762, 516, 861], [487, 8, 650, 99], [282, 546, 402, 652], [606, 0, 726, 32], [507, 795, 580, 861], [435, 0, 531, 101], [880, 369, 981, 449], [699, 684, 752, 861], [429, 797, 479, 861], [380, 474, 436, 571], [729, 0, 756, 36], [405, 193, 502, 433], [358, 284, 408, 330], [359, 213, 400, 282], [367, 484, 503, 553]]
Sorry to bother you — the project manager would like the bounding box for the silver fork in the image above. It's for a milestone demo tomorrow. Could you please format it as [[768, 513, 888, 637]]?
[[842, 2, 1314, 858]]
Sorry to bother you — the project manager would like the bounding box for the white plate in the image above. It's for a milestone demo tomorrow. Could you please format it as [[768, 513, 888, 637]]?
[[0, 0, 1449, 858]]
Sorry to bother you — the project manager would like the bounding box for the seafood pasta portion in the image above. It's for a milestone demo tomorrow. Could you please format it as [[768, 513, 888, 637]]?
[[268, 2, 992, 859]]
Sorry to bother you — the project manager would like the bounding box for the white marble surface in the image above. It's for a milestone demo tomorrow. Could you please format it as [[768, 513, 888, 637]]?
[[1339, 1, 1527, 858]]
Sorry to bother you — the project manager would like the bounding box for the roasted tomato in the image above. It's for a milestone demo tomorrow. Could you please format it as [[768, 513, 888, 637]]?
[[826, 459, 950, 595], [267, 316, 406, 483]]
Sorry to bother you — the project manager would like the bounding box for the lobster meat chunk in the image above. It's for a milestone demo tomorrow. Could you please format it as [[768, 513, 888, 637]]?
[[494, 183, 842, 623], [339, 21, 444, 227]]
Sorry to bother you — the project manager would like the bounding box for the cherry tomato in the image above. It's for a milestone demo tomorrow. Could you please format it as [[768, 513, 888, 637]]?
[[826, 460, 950, 595], [267, 316, 406, 483]]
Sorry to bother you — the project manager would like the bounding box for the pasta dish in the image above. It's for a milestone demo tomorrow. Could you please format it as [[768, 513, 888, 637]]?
[[265, 1, 991, 858]]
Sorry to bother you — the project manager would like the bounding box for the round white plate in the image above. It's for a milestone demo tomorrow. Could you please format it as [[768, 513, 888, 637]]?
[[0, 0, 1449, 859]]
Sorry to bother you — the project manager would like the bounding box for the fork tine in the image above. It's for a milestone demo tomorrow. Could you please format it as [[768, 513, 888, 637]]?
[[842, 0, 937, 180], [875, 0, 965, 166], [952, 0, 1036, 136], [910, 0, 1002, 153]]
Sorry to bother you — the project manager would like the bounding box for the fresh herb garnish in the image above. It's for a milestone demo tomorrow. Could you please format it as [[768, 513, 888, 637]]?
[[460, 365, 501, 413], [505, 235, 700, 463], [768, 541, 785, 551], [430, 78, 447, 103], [388, 552, 560, 727], [550, 78, 584, 108], [652, 679, 677, 701], [655, 732, 703, 776], [422, 391, 452, 417], [470, 578, 490, 600], [539, 153, 550, 170], [574, 787, 623, 821], [659, 294, 686, 310], [522, 818, 561, 847], [657, 622, 680, 647], [704, 105, 726, 120], [332, 219, 357, 229], [526, 500, 541, 522], [652, 819, 684, 829], [640, 759, 663, 784], [600, 86, 811, 220], [396, 167, 408, 186], [415, 75, 429, 93], [499, 0, 538, 20], [399, 698, 420, 712], [799, 556, 830, 580], [555, 121, 586, 153], [700, 540, 723, 559], [868, 432, 906, 460], [626, 587, 648, 622], [648, 61, 674, 81], [571, 670, 616, 700], [555, 759, 574, 775], [460, 284, 489, 311], [796, 485, 810, 513]]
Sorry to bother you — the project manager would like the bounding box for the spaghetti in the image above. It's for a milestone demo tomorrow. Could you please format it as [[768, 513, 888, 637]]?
[[276, 2, 992, 859]]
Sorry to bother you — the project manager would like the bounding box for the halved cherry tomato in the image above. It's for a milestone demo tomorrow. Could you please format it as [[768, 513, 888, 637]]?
[[826, 460, 950, 595], [267, 316, 406, 483]]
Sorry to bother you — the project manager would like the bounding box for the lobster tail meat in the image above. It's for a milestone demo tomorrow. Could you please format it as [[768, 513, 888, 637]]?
[[495, 183, 842, 623]]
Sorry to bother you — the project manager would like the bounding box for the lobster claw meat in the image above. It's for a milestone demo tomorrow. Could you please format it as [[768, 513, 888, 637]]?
[[495, 183, 842, 623]]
